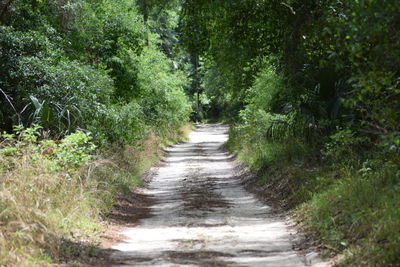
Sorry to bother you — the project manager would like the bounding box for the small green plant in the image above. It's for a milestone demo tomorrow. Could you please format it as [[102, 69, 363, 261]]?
[[323, 128, 369, 165], [55, 131, 96, 168], [0, 146, 18, 156], [0, 132, 16, 143]]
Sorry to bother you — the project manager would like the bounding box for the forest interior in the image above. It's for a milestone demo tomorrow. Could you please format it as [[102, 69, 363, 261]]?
[[0, 0, 399, 266]]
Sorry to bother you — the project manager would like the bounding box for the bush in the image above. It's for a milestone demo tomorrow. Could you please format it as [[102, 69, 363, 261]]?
[[88, 103, 149, 146], [18, 56, 114, 132], [136, 44, 192, 131], [0, 1, 191, 146], [55, 131, 96, 168], [0, 26, 115, 134], [0, 127, 101, 266], [0, 123, 190, 265]]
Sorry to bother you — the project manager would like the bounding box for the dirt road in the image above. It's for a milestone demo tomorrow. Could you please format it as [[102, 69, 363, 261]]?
[[111, 124, 324, 266]]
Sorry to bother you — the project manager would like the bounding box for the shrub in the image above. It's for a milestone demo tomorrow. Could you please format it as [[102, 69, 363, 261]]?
[[136, 45, 191, 131], [55, 131, 96, 168]]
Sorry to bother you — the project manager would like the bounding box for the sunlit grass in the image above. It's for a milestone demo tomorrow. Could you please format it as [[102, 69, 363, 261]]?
[[0, 124, 190, 266], [227, 126, 400, 265]]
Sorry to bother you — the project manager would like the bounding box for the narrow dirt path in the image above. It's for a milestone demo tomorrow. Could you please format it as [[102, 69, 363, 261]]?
[[111, 124, 324, 266]]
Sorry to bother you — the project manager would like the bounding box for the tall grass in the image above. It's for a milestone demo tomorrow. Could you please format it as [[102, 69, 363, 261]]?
[[297, 157, 400, 265], [0, 123, 191, 266], [0, 147, 100, 265], [228, 125, 400, 265]]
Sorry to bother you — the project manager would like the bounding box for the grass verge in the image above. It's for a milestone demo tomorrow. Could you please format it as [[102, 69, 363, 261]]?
[[227, 126, 400, 266], [0, 123, 191, 266]]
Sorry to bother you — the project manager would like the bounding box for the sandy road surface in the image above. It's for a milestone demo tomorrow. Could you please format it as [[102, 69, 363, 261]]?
[[111, 124, 324, 266]]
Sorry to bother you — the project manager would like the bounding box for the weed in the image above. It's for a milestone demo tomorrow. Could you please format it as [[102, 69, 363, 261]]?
[[228, 124, 400, 265], [0, 124, 190, 265]]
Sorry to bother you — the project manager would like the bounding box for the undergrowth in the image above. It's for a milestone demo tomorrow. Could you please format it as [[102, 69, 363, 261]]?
[[222, 59, 400, 266], [228, 126, 400, 266], [0, 123, 191, 266]]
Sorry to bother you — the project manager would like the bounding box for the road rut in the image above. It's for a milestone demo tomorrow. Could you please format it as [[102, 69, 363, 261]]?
[[111, 124, 323, 266]]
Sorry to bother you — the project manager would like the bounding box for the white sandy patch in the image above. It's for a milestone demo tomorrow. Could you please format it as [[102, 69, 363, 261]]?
[[111, 124, 326, 267]]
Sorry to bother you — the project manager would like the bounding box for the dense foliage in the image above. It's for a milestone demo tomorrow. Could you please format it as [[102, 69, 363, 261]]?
[[0, 0, 191, 145], [0, 0, 191, 265], [180, 0, 399, 141], [1, 0, 400, 265], [179, 0, 400, 265], [0, 122, 190, 265]]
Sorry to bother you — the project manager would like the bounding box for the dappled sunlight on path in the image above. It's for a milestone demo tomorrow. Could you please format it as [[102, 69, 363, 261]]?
[[111, 124, 324, 266]]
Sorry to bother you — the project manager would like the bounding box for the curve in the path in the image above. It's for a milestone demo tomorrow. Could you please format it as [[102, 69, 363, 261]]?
[[111, 124, 321, 267]]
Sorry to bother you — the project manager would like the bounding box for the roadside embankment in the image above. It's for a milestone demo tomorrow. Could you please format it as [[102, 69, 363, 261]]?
[[227, 126, 400, 266], [0, 124, 191, 266]]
